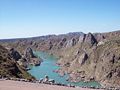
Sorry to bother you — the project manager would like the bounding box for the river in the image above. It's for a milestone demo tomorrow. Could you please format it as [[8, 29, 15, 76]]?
[[28, 51, 101, 88]]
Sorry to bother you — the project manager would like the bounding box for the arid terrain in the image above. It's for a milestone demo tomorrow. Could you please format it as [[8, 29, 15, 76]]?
[[0, 30, 120, 89], [0, 80, 102, 90]]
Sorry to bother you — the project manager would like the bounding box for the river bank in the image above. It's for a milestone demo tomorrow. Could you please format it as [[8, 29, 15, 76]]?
[[29, 51, 101, 88]]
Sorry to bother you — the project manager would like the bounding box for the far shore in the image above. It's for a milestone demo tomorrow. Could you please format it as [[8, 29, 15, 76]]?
[[0, 80, 102, 90]]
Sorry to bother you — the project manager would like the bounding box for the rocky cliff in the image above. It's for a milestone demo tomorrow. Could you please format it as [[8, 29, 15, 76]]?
[[56, 37, 120, 87], [0, 30, 120, 87], [24, 47, 41, 66], [8, 46, 42, 67], [0, 45, 34, 80]]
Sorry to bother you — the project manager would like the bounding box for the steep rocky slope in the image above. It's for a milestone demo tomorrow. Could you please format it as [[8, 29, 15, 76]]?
[[56, 38, 120, 87], [0, 31, 120, 87], [8, 47, 41, 67], [0, 45, 34, 80]]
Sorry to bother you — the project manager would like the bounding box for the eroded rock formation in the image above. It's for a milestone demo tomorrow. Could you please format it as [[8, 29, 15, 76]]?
[[0, 31, 120, 88], [0, 45, 34, 80], [9, 48, 21, 61]]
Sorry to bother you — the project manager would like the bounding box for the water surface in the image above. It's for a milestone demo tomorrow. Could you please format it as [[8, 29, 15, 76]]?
[[28, 51, 101, 88]]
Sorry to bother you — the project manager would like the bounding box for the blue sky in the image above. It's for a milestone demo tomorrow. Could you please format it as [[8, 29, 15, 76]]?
[[0, 0, 120, 39]]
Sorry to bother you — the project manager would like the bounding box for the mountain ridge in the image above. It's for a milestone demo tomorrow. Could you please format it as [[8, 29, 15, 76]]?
[[0, 30, 120, 88]]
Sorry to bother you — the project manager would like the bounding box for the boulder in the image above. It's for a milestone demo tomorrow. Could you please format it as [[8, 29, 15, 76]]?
[[49, 79, 55, 84], [39, 78, 43, 83], [43, 75, 49, 83]]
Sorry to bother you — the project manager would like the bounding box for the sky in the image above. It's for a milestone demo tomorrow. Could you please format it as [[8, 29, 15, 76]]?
[[0, 0, 120, 39]]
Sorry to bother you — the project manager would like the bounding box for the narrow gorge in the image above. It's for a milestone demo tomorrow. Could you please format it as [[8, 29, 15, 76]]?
[[0, 30, 120, 88]]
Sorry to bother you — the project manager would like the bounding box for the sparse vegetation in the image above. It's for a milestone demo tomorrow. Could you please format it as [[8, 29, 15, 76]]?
[[0, 45, 34, 80], [0, 31, 120, 87]]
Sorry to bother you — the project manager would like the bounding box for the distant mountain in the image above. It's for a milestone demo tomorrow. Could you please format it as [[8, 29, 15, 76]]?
[[0, 30, 120, 88], [0, 32, 84, 42]]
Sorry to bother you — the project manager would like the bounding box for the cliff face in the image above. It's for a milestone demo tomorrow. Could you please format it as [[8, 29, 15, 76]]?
[[24, 47, 41, 66], [56, 38, 120, 87], [8, 47, 41, 67], [9, 48, 22, 61], [0, 45, 34, 80], [0, 31, 120, 87]]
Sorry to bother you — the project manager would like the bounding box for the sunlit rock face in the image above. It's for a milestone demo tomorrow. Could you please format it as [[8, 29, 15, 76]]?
[[0, 45, 33, 79], [25, 47, 35, 59], [79, 34, 86, 43], [24, 47, 42, 66], [84, 33, 97, 45], [66, 38, 77, 47], [78, 52, 88, 65], [0, 31, 120, 87]]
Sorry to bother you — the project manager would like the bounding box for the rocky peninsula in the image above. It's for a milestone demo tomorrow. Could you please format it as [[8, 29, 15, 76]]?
[[0, 30, 120, 89]]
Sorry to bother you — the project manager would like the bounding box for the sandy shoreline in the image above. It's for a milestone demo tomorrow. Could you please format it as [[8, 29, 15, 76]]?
[[0, 80, 102, 90]]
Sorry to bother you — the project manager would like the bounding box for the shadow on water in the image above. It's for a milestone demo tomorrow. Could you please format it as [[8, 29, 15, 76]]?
[[28, 51, 101, 88]]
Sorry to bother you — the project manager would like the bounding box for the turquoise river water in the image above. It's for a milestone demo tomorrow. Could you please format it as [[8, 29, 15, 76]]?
[[28, 51, 101, 88]]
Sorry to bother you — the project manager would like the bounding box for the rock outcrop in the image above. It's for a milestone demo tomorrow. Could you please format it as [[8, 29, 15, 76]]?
[[0, 31, 120, 88], [0, 45, 34, 80], [29, 58, 41, 66], [24, 47, 41, 66], [57, 38, 120, 88], [57, 38, 67, 49], [9, 48, 21, 61], [79, 34, 86, 43], [25, 47, 35, 59], [66, 38, 77, 47], [84, 33, 97, 45], [78, 52, 88, 65]]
